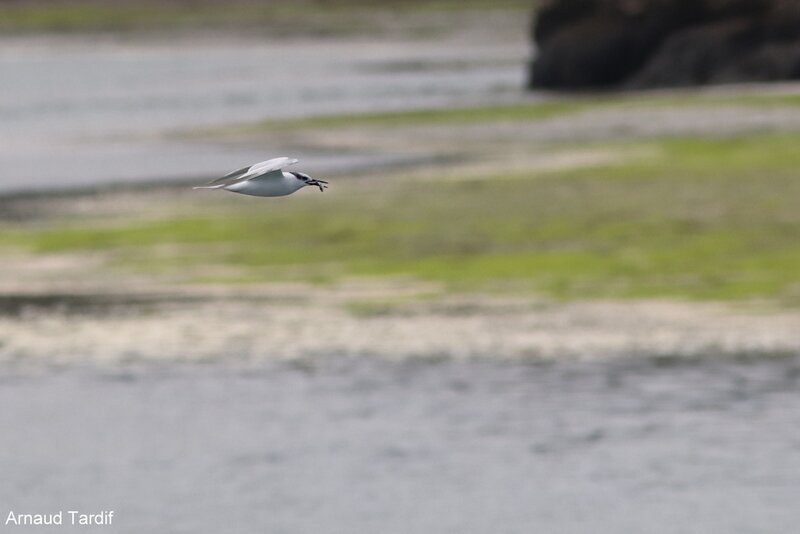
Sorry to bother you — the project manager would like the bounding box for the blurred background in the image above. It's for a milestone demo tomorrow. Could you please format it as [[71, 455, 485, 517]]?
[[2, 1, 800, 532]]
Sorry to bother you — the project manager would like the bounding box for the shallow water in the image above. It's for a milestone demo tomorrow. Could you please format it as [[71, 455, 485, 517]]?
[[0, 35, 526, 192], [2, 356, 799, 533]]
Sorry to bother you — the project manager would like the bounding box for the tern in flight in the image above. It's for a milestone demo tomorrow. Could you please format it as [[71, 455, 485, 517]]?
[[194, 157, 327, 197]]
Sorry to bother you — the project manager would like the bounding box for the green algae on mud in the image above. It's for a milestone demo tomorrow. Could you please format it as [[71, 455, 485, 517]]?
[[0, 0, 531, 34], [3, 131, 800, 303]]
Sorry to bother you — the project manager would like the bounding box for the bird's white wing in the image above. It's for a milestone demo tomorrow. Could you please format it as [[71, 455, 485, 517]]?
[[246, 157, 299, 177], [194, 157, 299, 189]]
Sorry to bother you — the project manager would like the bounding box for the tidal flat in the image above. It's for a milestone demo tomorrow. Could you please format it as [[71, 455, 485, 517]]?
[[4, 121, 800, 364], [4, 129, 800, 302]]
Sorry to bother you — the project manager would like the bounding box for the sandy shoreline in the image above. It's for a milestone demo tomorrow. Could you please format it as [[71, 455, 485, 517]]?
[[3, 280, 799, 365]]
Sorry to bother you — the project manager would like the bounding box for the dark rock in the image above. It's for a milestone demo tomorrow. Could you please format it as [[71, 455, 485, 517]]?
[[529, 0, 800, 89]]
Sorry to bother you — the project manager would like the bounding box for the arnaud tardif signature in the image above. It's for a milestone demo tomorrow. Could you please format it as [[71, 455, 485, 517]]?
[[5, 510, 114, 526]]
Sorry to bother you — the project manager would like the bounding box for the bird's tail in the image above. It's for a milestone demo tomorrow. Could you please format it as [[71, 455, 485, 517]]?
[[192, 184, 226, 190]]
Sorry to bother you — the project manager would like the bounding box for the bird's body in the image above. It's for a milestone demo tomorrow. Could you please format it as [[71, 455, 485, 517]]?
[[194, 157, 327, 197], [226, 171, 307, 197]]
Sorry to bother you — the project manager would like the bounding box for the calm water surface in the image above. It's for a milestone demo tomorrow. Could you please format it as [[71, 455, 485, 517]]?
[[0, 36, 526, 192], [1, 357, 799, 533]]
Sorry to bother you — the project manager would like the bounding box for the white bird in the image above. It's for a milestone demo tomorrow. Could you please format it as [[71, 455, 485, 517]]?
[[193, 157, 328, 197]]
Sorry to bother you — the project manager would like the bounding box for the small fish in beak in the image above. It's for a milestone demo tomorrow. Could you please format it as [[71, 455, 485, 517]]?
[[307, 179, 328, 192]]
